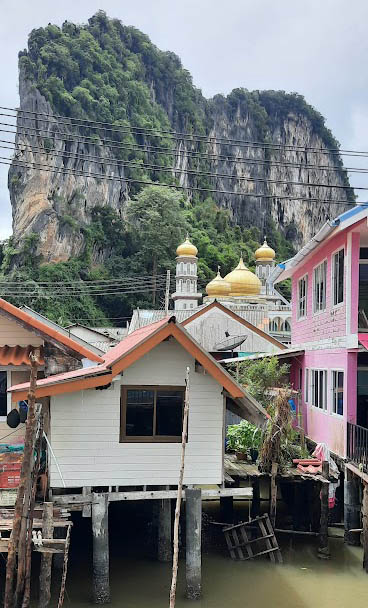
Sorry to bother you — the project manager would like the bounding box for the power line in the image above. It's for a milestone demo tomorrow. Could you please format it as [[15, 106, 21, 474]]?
[[4, 105, 367, 156], [2, 158, 358, 205], [2, 139, 359, 192], [2, 124, 362, 176]]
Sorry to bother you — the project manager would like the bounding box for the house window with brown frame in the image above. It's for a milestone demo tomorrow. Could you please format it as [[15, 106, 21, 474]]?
[[120, 386, 185, 442]]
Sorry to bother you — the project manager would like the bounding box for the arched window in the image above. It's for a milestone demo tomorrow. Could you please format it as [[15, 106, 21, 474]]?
[[180, 262, 184, 273], [281, 319, 291, 332], [269, 319, 278, 332], [179, 279, 183, 292]]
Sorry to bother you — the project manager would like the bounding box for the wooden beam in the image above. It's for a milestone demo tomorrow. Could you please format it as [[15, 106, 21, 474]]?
[[53, 487, 253, 505]]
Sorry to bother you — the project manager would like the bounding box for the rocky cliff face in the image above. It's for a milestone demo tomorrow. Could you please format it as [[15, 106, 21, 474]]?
[[8, 16, 353, 264]]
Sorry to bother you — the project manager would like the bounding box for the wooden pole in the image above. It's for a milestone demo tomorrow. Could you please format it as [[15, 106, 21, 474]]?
[[169, 366, 190, 608], [363, 483, 368, 573], [185, 488, 202, 600], [57, 524, 71, 608], [344, 468, 360, 546], [92, 494, 110, 604], [251, 479, 260, 519], [158, 498, 172, 562], [318, 460, 330, 559], [39, 503, 54, 608], [270, 462, 278, 527], [22, 413, 43, 608], [5, 349, 40, 608]]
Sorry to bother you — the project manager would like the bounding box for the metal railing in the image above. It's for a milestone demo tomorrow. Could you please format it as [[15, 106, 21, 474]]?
[[347, 422, 368, 472]]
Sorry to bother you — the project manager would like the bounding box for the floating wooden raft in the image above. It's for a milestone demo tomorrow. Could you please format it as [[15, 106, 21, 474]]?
[[223, 514, 282, 563]]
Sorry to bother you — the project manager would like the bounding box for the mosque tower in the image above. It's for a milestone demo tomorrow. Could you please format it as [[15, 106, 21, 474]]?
[[171, 236, 202, 310], [254, 237, 276, 296]]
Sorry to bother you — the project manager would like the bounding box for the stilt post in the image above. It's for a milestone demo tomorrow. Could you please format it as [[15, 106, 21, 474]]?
[[186, 488, 202, 600], [270, 462, 278, 527], [251, 479, 261, 519], [158, 497, 172, 562], [318, 460, 330, 559], [92, 493, 110, 604], [363, 483, 368, 573], [220, 496, 233, 524], [344, 468, 361, 546], [39, 502, 54, 608]]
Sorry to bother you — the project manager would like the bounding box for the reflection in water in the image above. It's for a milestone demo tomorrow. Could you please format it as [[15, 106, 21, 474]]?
[[10, 501, 367, 608]]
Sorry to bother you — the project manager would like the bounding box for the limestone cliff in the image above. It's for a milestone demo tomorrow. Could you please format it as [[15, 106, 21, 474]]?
[[8, 14, 353, 264]]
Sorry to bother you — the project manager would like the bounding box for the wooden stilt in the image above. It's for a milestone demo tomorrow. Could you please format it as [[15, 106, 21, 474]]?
[[270, 462, 278, 527], [158, 498, 172, 562], [363, 483, 368, 573], [251, 479, 260, 519], [220, 496, 233, 524], [318, 460, 330, 559], [344, 468, 360, 546], [39, 503, 54, 608], [186, 488, 202, 600], [92, 494, 110, 604]]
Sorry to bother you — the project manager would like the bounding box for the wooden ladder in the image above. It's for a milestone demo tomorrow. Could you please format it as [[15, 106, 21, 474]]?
[[223, 514, 282, 563]]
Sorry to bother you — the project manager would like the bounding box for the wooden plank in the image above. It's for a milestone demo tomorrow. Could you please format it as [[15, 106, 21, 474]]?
[[258, 517, 275, 563], [242, 547, 279, 560], [53, 486, 253, 505], [264, 514, 283, 564]]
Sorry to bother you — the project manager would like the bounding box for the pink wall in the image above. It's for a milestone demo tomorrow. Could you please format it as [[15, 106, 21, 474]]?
[[289, 226, 361, 458], [291, 231, 348, 346]]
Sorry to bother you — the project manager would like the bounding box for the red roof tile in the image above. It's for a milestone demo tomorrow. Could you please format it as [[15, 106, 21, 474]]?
[[0, 345, 45, 366]]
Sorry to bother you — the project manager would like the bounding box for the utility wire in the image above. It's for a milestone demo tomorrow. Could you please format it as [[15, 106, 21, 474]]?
[[2, 125, 362, 176], [2, 140, 359, 192], [3, 105, 368, 156], [1, 158, 358, 205]]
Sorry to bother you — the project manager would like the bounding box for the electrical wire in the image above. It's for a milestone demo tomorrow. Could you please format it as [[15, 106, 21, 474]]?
[[1, 158, 359, 205], [1, 139, 359, 192], [4, 105, 368, 156]]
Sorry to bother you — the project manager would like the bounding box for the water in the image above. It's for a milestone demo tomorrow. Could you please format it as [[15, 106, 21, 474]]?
[[55, 502, 368, 608]]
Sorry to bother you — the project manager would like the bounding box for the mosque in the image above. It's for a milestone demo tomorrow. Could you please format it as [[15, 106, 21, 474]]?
[[171, 235, 291, 343]]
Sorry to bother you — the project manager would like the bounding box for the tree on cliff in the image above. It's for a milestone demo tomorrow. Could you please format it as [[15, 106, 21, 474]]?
[[126, 185, 187, 305]]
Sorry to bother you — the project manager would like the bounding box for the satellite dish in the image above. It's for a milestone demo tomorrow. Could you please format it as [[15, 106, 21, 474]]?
[[214, 334, 247, 352]]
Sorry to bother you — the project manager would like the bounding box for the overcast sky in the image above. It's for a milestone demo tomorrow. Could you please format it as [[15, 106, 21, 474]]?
[[1, 0, 368, 239]]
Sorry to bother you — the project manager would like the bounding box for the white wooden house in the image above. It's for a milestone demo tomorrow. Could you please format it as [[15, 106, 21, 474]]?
[[9, 315, 267, 489]]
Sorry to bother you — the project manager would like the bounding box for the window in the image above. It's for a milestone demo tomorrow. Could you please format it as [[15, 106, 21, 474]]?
[[121, 386, 184, 442], [311, 369, 327, 410], [0, 372, 7, 417], [313, 261, 327, 313], [298, 275, 308, 319], [332, 249, 344, 306], [332, 370, 344, 416], [305, 369, 309, 403]]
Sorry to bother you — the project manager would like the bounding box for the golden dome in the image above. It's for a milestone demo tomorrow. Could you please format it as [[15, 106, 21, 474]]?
[[255, 237, 275, 262], [224, 257, 261, 296], [206, 269, 231, 297], [176, 236, 198, 257]]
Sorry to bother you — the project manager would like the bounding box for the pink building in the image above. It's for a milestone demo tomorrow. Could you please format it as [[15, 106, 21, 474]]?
[[274, 205, 368, 460]]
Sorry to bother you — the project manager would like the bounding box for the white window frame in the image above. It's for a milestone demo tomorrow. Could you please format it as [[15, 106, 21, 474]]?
[[305, 368, 309, 403], [313, 260, 327, 315], [331, 247, 345, 308], [331, 369, 344, 417], [297, 274, 308, 320], [310, 368, 328, 411]]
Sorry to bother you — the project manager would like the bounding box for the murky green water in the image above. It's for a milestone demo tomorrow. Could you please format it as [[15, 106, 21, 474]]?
[[53, 502, 368, 608]]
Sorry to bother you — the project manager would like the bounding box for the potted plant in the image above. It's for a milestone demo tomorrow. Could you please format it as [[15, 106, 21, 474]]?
[[227, 421, 262, 462]]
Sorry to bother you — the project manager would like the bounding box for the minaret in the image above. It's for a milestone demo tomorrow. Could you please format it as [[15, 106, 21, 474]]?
[[172, 236, 202, 310], [255, 237, 276, 295]]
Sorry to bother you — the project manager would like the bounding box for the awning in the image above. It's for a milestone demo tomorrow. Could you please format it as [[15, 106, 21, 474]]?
[[220, 347, 304, 363], [0, 346, 44, 366]]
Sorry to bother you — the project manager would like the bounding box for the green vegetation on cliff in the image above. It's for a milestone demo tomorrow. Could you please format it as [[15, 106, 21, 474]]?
[[7, 11, 350, 324]]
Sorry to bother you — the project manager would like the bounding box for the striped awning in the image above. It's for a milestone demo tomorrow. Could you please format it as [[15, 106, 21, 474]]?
[[0, 346, 44, 366]]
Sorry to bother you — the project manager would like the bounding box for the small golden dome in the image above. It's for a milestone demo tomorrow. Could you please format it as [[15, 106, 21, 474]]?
[[176, 235, 198, 257], [255, 237, 275, 262], [206, 269, 231, 297], [224, 256, 261, 296]]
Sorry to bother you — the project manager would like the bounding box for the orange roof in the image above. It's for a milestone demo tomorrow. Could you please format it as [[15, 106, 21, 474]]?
[[8, 316, 267, 425], [0, 298, 103, 363], [0, 345, 45, 366]]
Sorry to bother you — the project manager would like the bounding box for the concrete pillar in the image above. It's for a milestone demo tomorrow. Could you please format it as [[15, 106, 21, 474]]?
[[220, 496, 233, 523], [344, 468, 361, 546], [186, 488, 202, 600], [92, 493, 110, 604], [158, 498, 172, 562]]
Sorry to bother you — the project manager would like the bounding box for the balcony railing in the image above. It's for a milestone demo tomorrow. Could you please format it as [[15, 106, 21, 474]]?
[[347, 422, 368, 473]]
